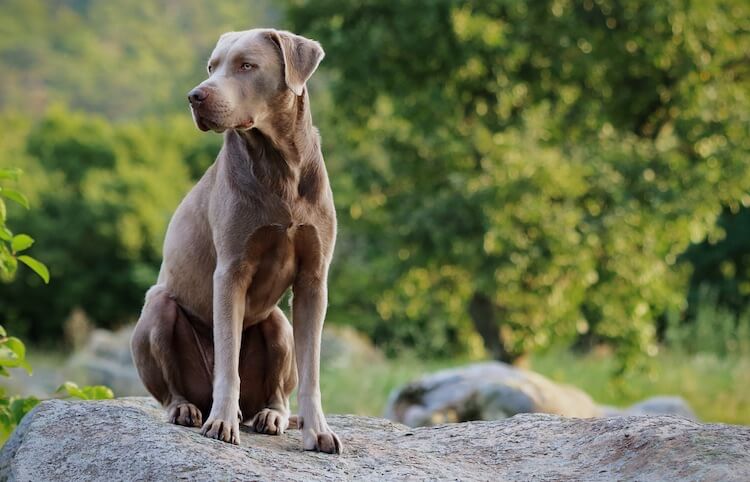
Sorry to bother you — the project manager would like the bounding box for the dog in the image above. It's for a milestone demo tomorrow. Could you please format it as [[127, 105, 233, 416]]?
[[130, 28, 341, 454]]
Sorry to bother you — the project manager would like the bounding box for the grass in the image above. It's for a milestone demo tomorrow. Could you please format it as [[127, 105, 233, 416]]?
[[316, 349, 750, 425], [530, 349, 750, 425], [317, 355, 465, 416]]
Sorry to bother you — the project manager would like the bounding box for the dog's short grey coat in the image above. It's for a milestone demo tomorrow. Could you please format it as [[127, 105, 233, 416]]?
[[131, 28, 341, 453]]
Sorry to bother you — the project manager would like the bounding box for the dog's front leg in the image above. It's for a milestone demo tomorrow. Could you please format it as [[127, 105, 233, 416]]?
[[201, 263, 248, 444], [292, 273, 342, 454]]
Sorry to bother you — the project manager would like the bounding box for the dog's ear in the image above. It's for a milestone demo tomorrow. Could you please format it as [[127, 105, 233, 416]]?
[[267, 30, 324, 96]]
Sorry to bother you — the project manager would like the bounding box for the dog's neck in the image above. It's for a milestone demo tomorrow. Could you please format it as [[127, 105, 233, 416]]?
[[236, 89, 319, 170], [223, 89, 324, 202]]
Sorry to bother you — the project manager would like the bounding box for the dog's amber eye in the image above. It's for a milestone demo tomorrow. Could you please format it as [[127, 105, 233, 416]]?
[[240, 63, 254, 72]]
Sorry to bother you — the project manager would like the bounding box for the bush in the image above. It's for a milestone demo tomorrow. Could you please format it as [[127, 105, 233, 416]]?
[[0, 168, 112, 442], [0, 108, 219, 342], [289, 0, 750, 370]]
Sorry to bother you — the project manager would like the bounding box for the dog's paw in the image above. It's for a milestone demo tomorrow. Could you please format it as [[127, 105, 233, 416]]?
[[167, 401, 202, 428], [298, 416, 343, 454], [248, 408, 289, 435], [201, 411, 241, 444]]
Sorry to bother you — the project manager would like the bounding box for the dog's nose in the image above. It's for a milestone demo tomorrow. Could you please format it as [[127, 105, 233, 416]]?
[[188, 88, 209, 105]]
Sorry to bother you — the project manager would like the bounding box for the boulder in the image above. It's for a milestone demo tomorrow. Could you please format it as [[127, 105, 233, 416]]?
[[385, 362, 603, 426], [67, 326, 147, 397], [320, 324, 383, 368], [2, 397, 749, 481]]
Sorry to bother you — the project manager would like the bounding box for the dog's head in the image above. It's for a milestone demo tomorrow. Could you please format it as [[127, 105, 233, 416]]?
[[188, 29, 324, 133]]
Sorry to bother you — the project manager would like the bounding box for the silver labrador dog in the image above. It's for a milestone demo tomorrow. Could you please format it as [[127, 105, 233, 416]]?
[[131, 28, 341, 454]]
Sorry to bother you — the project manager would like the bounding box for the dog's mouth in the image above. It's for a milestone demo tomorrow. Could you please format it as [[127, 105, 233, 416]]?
[[195, 115, 229, 134], [192, 109, 252, 133]]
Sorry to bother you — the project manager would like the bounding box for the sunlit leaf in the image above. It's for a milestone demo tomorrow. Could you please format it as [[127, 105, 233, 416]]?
[[56, 381, 86, 399], [0, 227, 12, 241], [0, 189, 29, 209], [17, 256, 49, 284], [11, 234, 33, 253]]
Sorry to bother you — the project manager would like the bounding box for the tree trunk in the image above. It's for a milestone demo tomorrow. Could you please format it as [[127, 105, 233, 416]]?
[[468, 293, 518, 363]]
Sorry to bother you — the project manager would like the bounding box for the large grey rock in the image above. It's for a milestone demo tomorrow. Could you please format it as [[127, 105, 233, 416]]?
[[2, 397, 749, 481], [386, 362, 603, 426]]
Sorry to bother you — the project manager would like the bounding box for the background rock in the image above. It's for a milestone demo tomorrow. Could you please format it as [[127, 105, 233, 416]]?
[[67, 326, 147, 396], [61, 323, 383, 397], [2, 397, 749, 481], [321, 324, 383, 368], [601, 396, 697, 420], [386, 362, 698, 427], [385, 362, 603, 426]]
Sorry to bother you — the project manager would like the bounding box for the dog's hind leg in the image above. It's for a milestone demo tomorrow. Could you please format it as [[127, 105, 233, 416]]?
[[131, 285, 213, 427], [244, 306, 297, 435]]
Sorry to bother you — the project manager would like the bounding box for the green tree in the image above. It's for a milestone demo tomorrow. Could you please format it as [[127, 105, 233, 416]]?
[[0, 0, 274, 119], [0, 108, 217, 342], [289, 0, 750, 369]]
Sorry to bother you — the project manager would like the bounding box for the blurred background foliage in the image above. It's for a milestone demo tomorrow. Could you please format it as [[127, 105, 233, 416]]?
[[0, 0, 748, 382]]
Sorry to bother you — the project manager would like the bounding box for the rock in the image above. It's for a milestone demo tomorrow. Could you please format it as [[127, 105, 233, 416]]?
[[321, 324, 383, 368], [64, 323, 380, 397], [2, 397, 749, 481], [67, 326, 147, 397], [602, 395, 697, 420], [385, 362, 603, 426]]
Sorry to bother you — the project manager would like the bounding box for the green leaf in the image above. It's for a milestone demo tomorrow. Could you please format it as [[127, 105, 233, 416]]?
[[0, 188, 29, 209], [9, 396, 39, 425], [79, 385, 114, 400], [0, 168, 22, 181], [56, 382, 114, 400], [0, 407, 11, 431], [0, 198, 5, 223], [0, 227, 12, 242], [56, 382, 86, 399], [11, 234, 33, 253], [17, 256, 49, 284], [4, 337, 25, 360], [0, 325, 7, 337], [3, 337, 31, 375], [0, 252, 17, 277]]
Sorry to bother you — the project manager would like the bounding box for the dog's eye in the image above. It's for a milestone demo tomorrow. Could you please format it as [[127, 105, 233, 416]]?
[[240, 63, 255, 72], [207, 65, 213, 73]]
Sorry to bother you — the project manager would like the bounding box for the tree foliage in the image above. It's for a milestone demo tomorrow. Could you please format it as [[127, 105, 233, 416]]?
[[0, 108, 219, 341], [0, 0, 273, 119], [0, 1, 748, 374], [288, 0, 750, 368]]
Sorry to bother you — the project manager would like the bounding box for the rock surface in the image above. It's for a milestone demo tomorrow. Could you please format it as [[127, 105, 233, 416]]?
[[2, 397, 749, 481], [386, 362, 603, 426]]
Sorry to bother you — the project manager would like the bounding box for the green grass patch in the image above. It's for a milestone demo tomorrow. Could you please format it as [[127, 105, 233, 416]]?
[[530, 349, 750, 425], [315, 350, 750, 425]]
